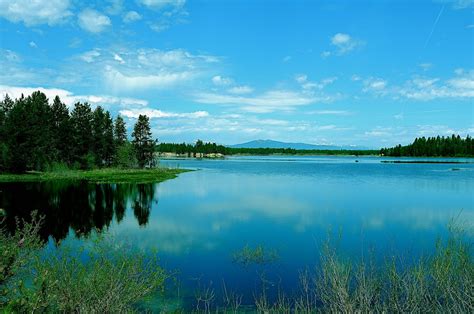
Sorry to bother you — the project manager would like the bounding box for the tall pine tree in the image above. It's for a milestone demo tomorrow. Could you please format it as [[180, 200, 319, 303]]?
[[132, 115, 155, 168]]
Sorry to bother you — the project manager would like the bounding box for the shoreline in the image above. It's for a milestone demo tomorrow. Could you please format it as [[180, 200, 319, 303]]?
[[0, 168, 190, 184]]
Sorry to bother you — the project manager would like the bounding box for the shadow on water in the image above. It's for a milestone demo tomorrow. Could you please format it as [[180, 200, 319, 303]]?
[[0, 181, 158, 241]]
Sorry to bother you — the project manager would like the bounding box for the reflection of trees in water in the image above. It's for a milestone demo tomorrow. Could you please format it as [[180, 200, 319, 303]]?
[[0, 181, 158, 242], [132, 184, 155, 227]]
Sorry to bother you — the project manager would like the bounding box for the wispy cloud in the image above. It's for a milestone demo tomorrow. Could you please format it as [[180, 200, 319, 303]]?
[[309, 110, 352, 116], [78, 9, 111, 33], [123, 11, 142, 23], [120, 108, 208, 119], [362, 77, 388, 95], [104, 66, 193, 91], [138, 0, 186, 10], [79, 49, 101, 63], [330, 33, 363, 55], [194, 90, 334, 113]]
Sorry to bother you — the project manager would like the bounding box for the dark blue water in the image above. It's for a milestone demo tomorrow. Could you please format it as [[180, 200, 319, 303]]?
[[2, 155, 473, 309]]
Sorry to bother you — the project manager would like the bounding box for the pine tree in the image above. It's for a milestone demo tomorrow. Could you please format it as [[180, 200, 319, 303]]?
[[114, 115, 127, 146], [70, 102, 93, 168], [51, 96, 72, 164], [92, 106, 106, 166], [103, 111, 115, 166], [132, 115, 155, 168]]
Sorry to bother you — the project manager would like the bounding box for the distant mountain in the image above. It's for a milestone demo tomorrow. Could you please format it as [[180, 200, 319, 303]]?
[[229, 139, 371, 150]]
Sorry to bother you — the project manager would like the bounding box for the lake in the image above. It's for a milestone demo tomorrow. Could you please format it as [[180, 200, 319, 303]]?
[[1, 155, 473, 310]]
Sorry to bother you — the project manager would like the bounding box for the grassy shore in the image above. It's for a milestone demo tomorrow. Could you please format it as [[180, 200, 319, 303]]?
[[0, 168, 190, 184]]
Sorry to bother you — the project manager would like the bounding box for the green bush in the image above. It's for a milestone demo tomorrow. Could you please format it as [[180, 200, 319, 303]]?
[[1, 214, 169, 312]]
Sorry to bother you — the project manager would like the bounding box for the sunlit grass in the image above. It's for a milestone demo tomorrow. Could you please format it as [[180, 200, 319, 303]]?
[[0, 167, 190, 184]]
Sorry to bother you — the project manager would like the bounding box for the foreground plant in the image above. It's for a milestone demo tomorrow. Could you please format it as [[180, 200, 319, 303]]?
[[0, 213, 169, 312]]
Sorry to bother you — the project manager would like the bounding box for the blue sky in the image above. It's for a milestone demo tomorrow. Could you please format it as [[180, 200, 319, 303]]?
[[0, 0, 473, 148]]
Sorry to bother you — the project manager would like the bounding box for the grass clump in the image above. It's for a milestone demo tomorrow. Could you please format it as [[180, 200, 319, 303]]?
[[0, 213, 170, 312], [249, 230, 474, 313], [0, 167, 190, 184], [232, 244, 279, 267]]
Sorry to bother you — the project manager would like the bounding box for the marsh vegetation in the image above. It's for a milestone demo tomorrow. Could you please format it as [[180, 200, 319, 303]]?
[[1, 213, 472, 312]]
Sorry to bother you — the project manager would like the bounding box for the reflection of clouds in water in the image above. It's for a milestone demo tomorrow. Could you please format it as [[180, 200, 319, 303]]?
[[110, 164, 474, 254], [362, 208, 474, 233], [113, 215, 218, 254]]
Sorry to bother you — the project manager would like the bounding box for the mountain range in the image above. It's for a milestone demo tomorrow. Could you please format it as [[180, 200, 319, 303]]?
[[229, 139, 372, 150]]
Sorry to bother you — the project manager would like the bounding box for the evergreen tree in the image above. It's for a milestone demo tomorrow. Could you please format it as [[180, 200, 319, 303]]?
[[4, 91, 54, 172], [114, 115, 127, 146], [132, 115, 155, 168], [103, 111, 115, 166], [92, 106, 106, 166], [51, 96, 72, 164], [70, 102, 93, 168]]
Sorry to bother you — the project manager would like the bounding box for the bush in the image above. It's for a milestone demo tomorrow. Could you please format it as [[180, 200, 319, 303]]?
[[0, 214, 169, 312]]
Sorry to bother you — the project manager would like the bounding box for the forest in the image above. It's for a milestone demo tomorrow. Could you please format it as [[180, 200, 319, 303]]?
[[380, 135, 474, 157], [0, 91, 155, 173], [156, 142, 379, 156], [2, 92, 473, 173]]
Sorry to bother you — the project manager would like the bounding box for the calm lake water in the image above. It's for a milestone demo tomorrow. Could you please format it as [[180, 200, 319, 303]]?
[[1, 155, 473, 309]]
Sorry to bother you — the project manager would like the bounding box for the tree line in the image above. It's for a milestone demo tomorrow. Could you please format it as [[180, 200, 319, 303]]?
[[380, 135, 474, 157], [157, 141, 379, 156], [0, 91, 156, 173]]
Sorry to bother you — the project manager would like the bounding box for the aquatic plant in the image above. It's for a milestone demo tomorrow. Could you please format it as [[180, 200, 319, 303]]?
[[232, 244, 279, 267]]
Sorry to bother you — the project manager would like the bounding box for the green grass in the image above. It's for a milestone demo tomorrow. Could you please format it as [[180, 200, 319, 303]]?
[[0, 168, 191, 184]]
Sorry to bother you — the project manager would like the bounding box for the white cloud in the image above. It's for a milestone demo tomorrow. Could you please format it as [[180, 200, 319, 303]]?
[[282, 55, 292, 62], [363, 77, 388, 94], [79, 49, 101, 63], [227, 86, 254, 94], [114, 53, 125, 64], [309, 110, 351, 116], [194, 90, 333, 113], [78, 9, 111, 33], [451, 0, 474, 9], [104, 66, 193, 91], [123, 11, 142, 23], [351, 74, 362, 81], [120, 108, 208, 119], [365, 127, 393, 137], [398, 71, 474, 100], [295, 74, 307, 84], [296, 75, 337, 91], [419, 63, 433, 71], [105, 0, 123, 15], [0, 0, 72, 26], [29, 41, 37, 48], [330, 33, 363, 55], [139, 0, 186, 9], [149, 22, 169, 32], [360, 70, 474, 101], [212, 75, 233, 86], [82, 48, 219, 91], [0, 85, 148, 108], [321, 51, 331, 58]]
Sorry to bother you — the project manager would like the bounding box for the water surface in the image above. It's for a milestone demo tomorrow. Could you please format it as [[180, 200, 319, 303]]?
[[1, 155, 473, 308]]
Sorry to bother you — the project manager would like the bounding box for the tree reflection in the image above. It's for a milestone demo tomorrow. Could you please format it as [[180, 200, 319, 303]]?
[[0, 181, 158, 242]]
